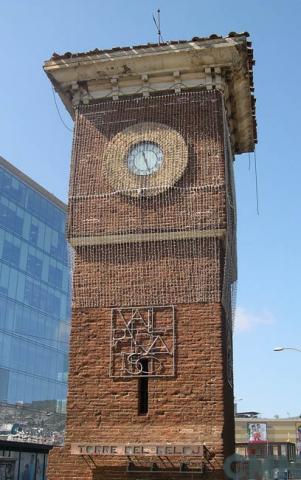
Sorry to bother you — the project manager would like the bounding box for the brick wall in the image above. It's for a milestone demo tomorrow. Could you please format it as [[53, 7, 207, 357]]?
[[72, 237, 223, 307], [68, 90, 226, 240], [69, 90, 228, 309], [48, 303, 234, 480]]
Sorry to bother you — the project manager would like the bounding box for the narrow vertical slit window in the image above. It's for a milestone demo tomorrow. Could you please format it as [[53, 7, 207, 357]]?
[[138, 358, 149, 415]]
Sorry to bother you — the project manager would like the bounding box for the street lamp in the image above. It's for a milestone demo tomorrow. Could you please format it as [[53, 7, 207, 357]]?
[[234, 397, 243, 415], [273, 346, 301, 353]]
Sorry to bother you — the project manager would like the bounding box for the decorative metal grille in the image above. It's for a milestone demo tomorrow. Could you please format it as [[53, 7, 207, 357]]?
[[69, 91, 237, 312], [110, 305, 175, 378]]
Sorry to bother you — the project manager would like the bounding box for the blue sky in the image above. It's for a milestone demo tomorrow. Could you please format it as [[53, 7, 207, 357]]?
[[0, 0, 300, 418]]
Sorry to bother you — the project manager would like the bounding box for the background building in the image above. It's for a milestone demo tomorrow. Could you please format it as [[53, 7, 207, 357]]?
[[0, 439, 52, 480], [0, 155, 70, 444], [235, 416, 301, 458]]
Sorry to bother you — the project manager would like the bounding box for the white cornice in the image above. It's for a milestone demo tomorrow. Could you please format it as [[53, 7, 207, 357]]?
[[44, 36, 256, 154]]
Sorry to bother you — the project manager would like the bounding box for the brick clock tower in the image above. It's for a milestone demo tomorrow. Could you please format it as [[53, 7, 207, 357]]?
[[44, 33, 256, 479]]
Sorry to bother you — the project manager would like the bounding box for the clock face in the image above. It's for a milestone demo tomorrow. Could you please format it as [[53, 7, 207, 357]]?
[[127, 141, 163, 176], [105, 122, 188, 197]]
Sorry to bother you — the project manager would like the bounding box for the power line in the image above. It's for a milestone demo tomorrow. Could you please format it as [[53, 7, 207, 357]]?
[[0, 327, 69, 351], [0, 365, 67, 385], [0, 400, 66, 417]]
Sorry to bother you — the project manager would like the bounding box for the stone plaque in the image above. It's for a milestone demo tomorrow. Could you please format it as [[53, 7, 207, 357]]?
[[71, 444, 203, 457]]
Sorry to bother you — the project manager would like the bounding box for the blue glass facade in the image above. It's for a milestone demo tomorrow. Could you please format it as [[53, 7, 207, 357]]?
[[0, 157, 70, 411]]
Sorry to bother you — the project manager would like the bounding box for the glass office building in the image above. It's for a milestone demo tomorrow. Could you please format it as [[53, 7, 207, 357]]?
[[0, 156, 70, 420]]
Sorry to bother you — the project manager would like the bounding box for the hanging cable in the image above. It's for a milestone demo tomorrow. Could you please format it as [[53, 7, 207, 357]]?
[[52, 87, 73, 132], [254, 150, 260, 215]]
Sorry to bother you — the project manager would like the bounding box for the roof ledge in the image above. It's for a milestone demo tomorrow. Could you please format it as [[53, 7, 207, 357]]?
[[44, 33, 257, 154]]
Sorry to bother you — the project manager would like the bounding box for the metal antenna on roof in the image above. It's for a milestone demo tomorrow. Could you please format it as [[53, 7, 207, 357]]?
[[152, 9, 164, 45]]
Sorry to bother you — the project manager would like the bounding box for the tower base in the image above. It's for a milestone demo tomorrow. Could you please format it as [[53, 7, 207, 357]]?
[[47, 444, 229, 480]]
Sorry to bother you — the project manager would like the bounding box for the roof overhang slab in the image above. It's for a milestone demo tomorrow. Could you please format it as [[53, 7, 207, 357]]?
[[44, 35, 256, 154]]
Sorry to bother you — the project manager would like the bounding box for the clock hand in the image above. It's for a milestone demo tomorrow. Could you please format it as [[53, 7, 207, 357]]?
[[142, 151, 151, 172]]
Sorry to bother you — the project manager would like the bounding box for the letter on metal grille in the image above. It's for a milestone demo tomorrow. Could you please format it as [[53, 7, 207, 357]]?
[[110, 306, 175, 378]]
